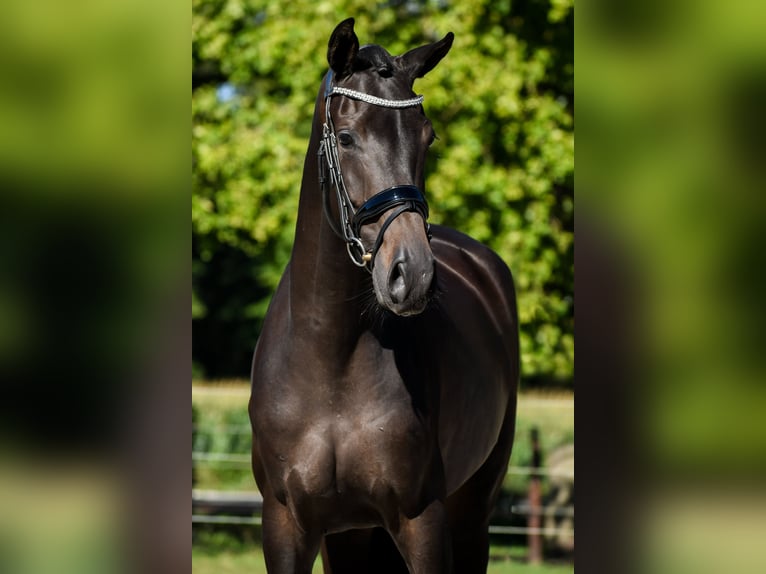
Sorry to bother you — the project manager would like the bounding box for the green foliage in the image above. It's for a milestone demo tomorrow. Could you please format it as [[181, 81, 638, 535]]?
[[193, 395, 253, 490], [192, 0, 573, 384]]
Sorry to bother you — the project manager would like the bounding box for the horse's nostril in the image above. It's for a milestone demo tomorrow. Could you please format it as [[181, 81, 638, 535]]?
[[388, 261, 408, 304]]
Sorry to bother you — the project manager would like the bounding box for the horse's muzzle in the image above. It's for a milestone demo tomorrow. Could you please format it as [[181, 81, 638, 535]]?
[[372, 218, 434, 316]]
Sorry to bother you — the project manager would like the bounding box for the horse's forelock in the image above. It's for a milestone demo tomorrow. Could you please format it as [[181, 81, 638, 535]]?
[[353, 44, 395, 76]]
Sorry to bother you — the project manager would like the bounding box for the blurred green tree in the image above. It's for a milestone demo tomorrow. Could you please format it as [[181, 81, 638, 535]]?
[[192, 0, 573, 384]]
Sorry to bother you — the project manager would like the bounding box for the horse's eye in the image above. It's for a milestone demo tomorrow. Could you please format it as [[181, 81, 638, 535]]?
[[337, 132, 354, 147], [426, 127, 437, 147]]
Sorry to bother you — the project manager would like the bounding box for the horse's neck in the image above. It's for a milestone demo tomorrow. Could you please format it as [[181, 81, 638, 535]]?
[[287, 132, 368, 354]]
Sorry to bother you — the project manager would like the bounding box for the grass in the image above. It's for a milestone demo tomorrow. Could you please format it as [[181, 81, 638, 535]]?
[[192, 535, 573, 574]]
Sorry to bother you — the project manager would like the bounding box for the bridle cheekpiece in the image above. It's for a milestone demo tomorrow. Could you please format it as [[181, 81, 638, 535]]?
[[318, 70, 431, 270]]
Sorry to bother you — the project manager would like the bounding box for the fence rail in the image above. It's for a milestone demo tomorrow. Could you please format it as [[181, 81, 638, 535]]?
[[192, 489, 575, 538], [192, 452, 574, 480], [191, 512, 574, 537]]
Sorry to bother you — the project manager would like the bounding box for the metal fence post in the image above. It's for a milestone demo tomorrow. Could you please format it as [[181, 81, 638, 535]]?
[[527, 426, 543, 564]]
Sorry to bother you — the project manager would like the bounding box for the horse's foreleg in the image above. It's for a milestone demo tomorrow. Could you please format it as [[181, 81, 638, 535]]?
[[391, 499, 452, 574], [261, 496, 320, 574], [446, 403, 517, 573]]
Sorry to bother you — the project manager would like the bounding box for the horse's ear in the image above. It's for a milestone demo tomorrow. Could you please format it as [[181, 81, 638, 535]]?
[[396, 32, 454, 80], [327, 18, 359, 80]]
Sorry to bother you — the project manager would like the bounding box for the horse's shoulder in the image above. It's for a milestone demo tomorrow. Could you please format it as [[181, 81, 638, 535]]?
[[429, 224, 515, 295]]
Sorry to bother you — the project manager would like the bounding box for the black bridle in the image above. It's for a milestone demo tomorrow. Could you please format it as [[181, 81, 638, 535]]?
[[318, 71, 431, 270]]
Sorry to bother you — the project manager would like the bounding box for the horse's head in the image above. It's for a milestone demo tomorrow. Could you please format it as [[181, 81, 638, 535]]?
[[321, 18, 453, 317]]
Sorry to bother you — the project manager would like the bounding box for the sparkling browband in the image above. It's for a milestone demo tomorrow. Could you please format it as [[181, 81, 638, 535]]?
[[327, 86, 424, 108]]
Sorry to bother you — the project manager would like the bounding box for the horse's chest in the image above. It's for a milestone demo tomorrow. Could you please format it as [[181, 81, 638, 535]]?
[[274, 402, 432, 526]]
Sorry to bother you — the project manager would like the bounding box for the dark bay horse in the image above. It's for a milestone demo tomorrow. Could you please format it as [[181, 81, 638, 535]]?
[[249, 18, 519, 573]]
